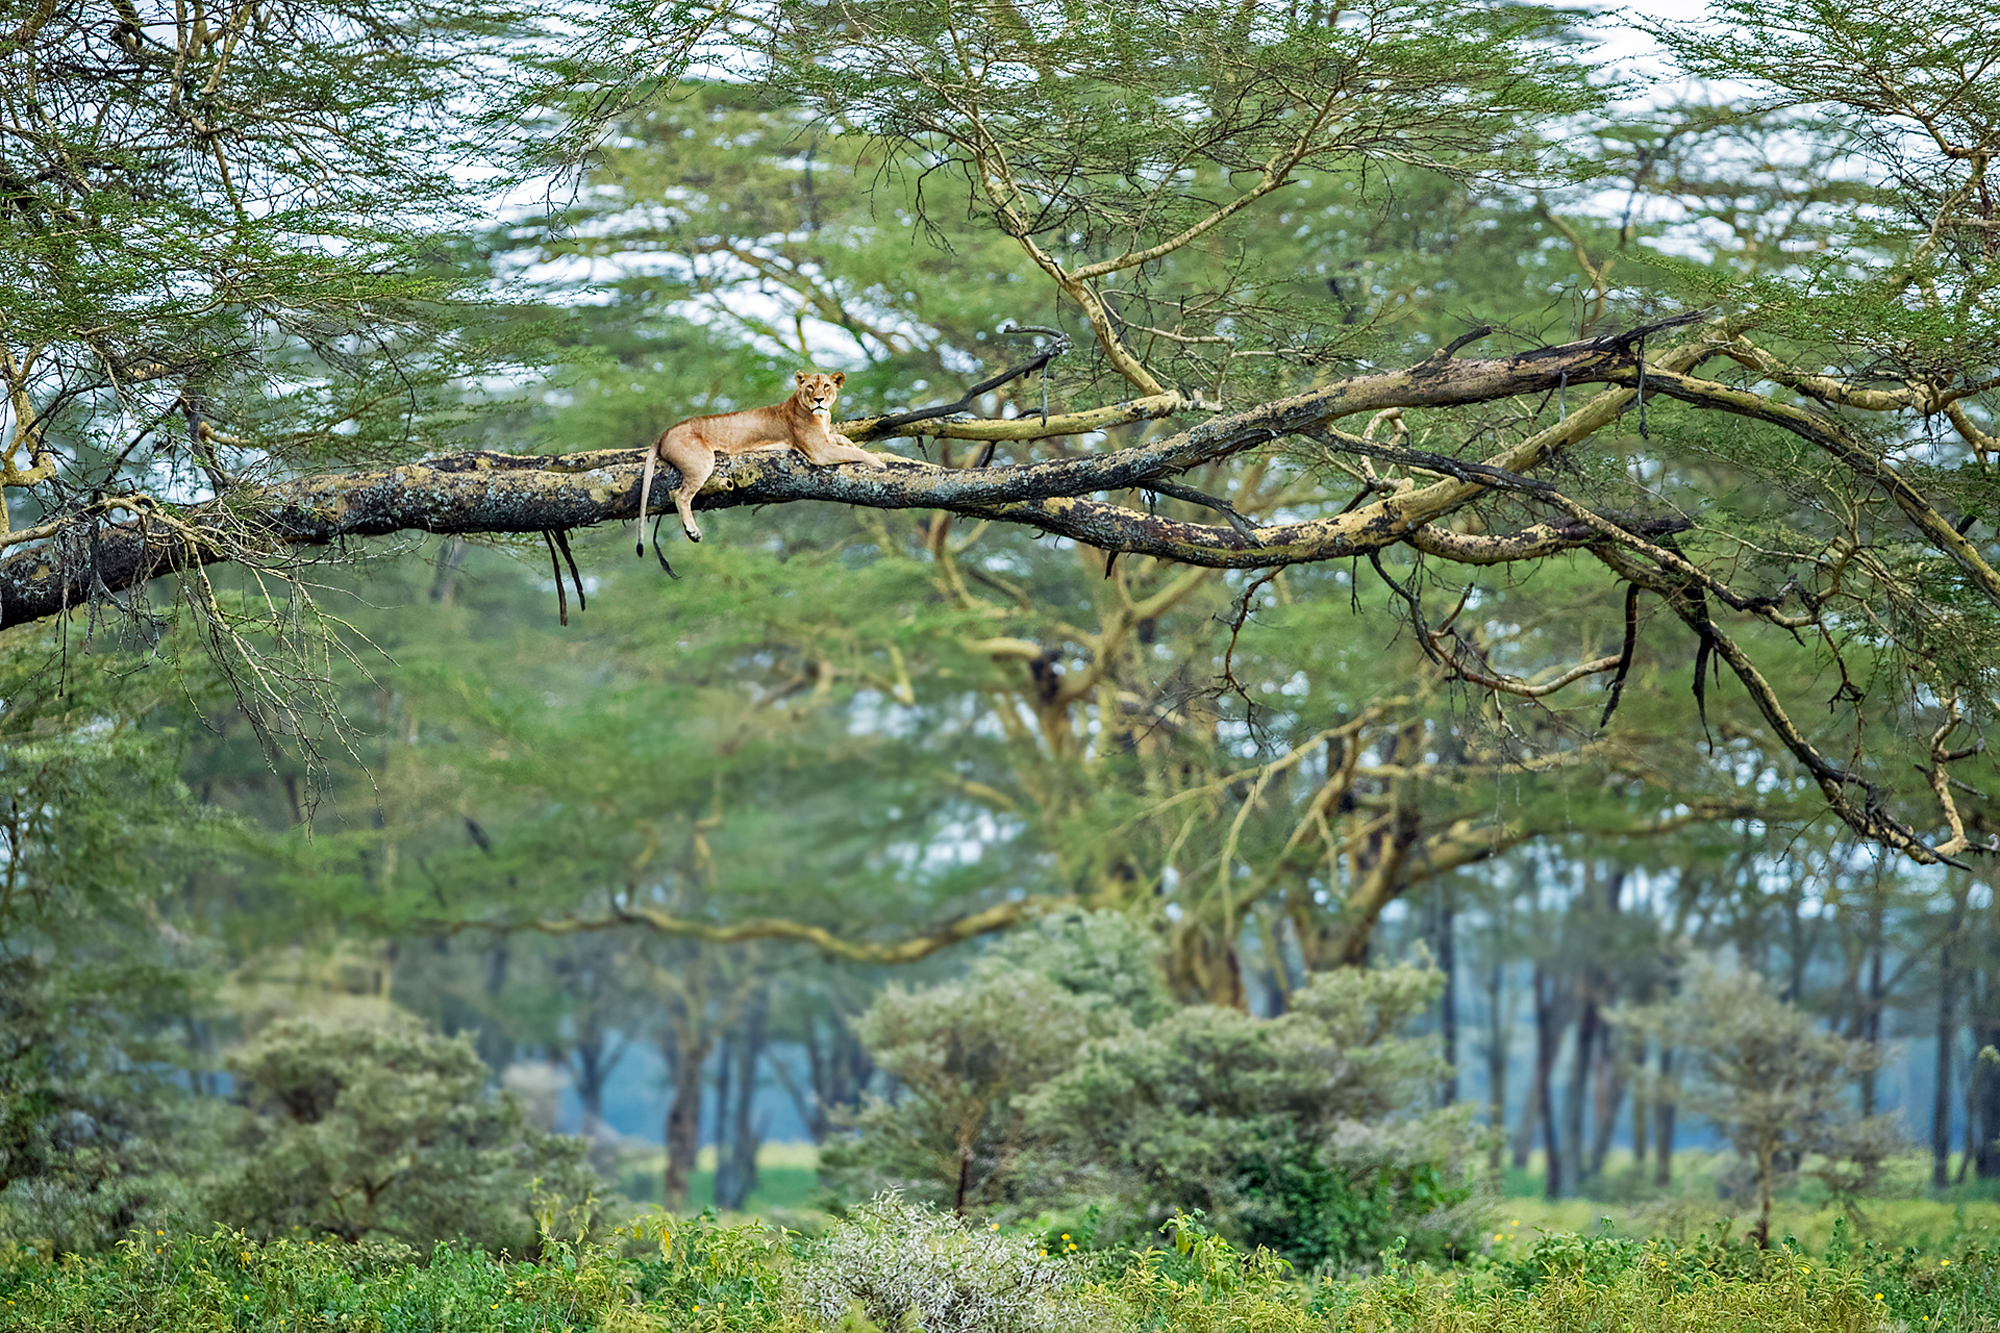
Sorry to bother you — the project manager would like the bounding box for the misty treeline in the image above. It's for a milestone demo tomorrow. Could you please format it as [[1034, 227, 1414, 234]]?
[[3, 0, 1999, 1267]]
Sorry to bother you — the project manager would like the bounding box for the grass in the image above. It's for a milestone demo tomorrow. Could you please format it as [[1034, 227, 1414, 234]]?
[[1492, 1149, 2000, 1255], [17, 1146, 2000, 1331], [613, 1142, 2000, 1258], [5, 1202, 1998, 1332], [611, 1143, 823, 1214]]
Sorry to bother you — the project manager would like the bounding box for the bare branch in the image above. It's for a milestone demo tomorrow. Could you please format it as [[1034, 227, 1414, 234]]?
[[395, 895, 1070, 964]]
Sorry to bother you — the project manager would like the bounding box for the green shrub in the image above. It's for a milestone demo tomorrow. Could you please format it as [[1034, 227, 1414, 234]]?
[[210, 1017, 598, 1255], [826, 915, 1482, 1270], [1021, 962, 1486, 1267]]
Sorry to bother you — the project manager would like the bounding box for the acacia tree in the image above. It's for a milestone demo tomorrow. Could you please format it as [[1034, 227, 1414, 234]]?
[[1623, 962, 1902, 1247], [5, 0, 1998, 955]]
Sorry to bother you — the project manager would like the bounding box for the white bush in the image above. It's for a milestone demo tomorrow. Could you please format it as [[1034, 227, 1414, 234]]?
[[795, 1194, 1091, 1333]]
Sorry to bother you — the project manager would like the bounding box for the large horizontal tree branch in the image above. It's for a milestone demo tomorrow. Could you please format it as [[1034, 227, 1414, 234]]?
[[0, 321, 1713, 627]]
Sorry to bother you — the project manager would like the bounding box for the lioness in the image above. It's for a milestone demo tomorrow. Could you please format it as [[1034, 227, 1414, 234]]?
[[636, 370, 887, 550]]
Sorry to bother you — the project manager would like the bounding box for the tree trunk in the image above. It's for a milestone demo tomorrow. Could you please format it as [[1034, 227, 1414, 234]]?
[[1512, 1074, 1540, 1172], [662, 1022, 713, 1212], [1653, 1045, 1676, 1187], [1754, 1141, 1775, 1249], [1588, 1024, 1627, 1179], [717, 988, 768, 1211], [778, 997, 876, 1144], [428, 535, 467, 604], [1861, 923, 1885, 1116], [790, 1009, 830, 1142], [1976, 976, 2000, 1178], [1561, 995, 1598, 1193], [711, 1034, 737, 1208], [1534, 964, 1563, 1199], [1630, 1043, 1649, 1169], [569, 1024, 621, 1141], [1438, 883, 1458, 1106], [1486, 957, 1509, 1172], [1961, 1035, 1978, 1186], [1936, 884, 1967, 1190]]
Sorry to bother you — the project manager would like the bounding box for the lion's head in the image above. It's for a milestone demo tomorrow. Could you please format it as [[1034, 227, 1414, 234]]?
[[794, 370, 845, 417]]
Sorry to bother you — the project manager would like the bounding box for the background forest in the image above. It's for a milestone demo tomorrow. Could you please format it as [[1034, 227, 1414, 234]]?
[[4, 0, 2000, 1327]]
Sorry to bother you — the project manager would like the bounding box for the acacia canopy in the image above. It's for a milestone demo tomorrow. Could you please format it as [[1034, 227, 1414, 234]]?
[[4, 0, 1999, 880]]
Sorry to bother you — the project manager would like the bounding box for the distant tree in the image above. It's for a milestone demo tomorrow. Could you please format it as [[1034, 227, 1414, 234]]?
[[1021, 959, 1483, 1267], [826, 914, 1481, 1266], [822, 916, 1142, 1214], [0, 633, 227, 1251], [1622, 961, 1902, 1247]]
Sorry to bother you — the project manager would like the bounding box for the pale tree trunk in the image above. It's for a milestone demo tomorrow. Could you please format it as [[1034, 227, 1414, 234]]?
[[652, 960, 716, 1208], [715, 986, 769, 1211], [1587, 1023, 1626, 1179], [1512, 1075, 1540, 1172], [1861, 918, 1885, 1115]]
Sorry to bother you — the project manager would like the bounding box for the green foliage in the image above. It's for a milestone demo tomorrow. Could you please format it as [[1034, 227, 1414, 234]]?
[[211, 1019, 597, 1255], [826, 925, 1477, 1270], [820, 916, 1153, 1213], [0, 637, 232, 1253], [984, 914, 1178, 1029], [1022, 962, 1484, 1267], [2, 1, 556, 487], [15, 1202, 2000, 1333]]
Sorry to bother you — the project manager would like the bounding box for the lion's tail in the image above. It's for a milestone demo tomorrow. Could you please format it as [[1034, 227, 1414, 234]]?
[[636, 433, 662, 558]]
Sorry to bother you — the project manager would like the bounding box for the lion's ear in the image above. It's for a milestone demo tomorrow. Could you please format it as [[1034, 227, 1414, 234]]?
[[832, 372, 845, 386], [795, 370, 808, 384]]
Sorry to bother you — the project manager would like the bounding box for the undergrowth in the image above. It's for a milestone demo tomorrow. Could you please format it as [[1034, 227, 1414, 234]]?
[[2, 1201, 1987, 1331]]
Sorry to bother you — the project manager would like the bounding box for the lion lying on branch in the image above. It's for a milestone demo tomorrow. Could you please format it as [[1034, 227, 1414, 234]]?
[[636, 370, 887, 552]]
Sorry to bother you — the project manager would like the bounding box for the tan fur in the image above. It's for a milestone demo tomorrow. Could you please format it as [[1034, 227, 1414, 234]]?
[[636, 371, 887, 551]]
